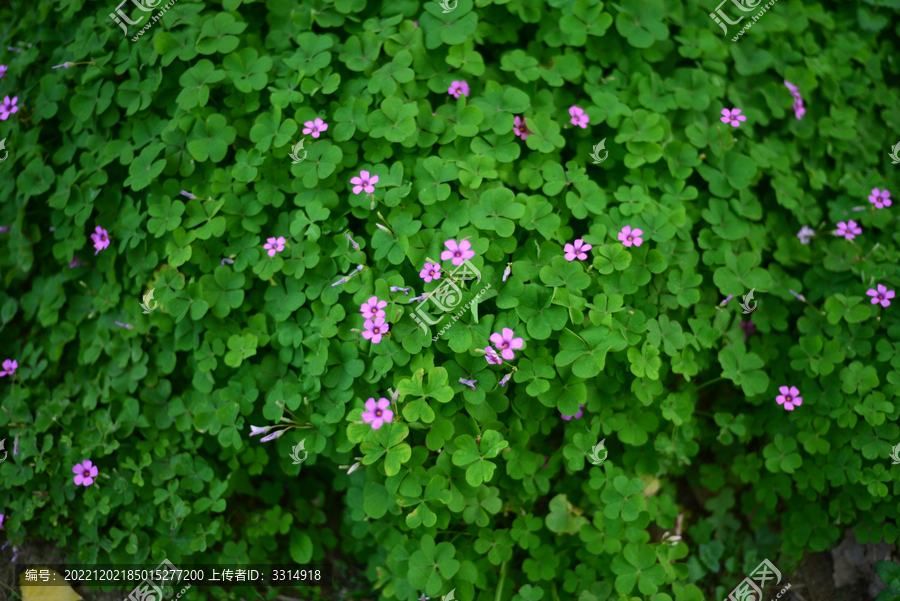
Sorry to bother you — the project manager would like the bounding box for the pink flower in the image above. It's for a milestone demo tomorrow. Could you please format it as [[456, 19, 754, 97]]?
[[499, 373, 512, 387], [784, 81, 806, 120], [513, 116, 531, 140], [91, 226, 110, 255], [720, 108, 746, 127], [0, 65, 7, 78], [363, 316, 389, 344], [776, 386, 802, 411], [502, 265, 511, 282], [569, 106, 589, 128], [0, 96, 18, 121], [835, 220, 862, 241], [868, 188, 891, 209], [783, 80, 801, 100], [484, 346, 503, 365], [561, 404, 585, 421], [618, 225, 643, 247], [302, 118, 328, 138], [867, 284, 895, 308], [448, 81, 470, 98], [414, 20, 418, 27], [489, 328, 524, 361], [564, 239, 592, 261], [441, 239, 475, 266], [360, 296, 387, 319], [350, 170, 378, 195], [793, 101, 806, 120], [0, 359, 17, 377], [264, 236, 286, 256], [362, 397, 393, 430], [420, 262, 442, 283], [72, 460, 99, 486]]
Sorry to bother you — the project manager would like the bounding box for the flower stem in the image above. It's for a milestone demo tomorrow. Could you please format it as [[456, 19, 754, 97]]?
[[494, 560, 509, 601]]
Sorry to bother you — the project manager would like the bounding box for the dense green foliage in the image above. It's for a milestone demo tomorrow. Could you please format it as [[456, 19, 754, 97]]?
[[1, 0, 899, 600]]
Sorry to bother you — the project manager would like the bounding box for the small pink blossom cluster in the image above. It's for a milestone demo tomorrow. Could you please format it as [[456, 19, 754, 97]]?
[[783, 81, 806, 120], [361, 296, 389, 344]]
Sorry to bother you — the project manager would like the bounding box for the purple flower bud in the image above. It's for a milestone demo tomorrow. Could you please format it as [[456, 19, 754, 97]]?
[[375, 223, 391, 233], [221, 258, 234, 265], [409, 294, 428, 303], [459, 378, 477, 391], [259, 429, 285, 443], [180, 190, 196, 200], [502, 265, 511, 282], [51, 62, 71, 69], [721, 295, 734, 306], [13, 438, 18, 456], [347, 233, 359, 249], [499, 373, 512, 387], [332, 277, 349, 288], [354, 265, 364, 273], [391, 286, 411, 295], [249, 425, 271, 437], [114, 321, 134, 329], [789, 289, 805, 301]]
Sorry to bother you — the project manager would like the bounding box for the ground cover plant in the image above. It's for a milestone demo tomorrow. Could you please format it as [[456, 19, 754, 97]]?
[[1, 0, 899, 599]]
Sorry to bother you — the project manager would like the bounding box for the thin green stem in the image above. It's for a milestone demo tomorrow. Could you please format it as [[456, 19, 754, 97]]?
[[494, 560, 509, 601], [695, 376, 726, 391]]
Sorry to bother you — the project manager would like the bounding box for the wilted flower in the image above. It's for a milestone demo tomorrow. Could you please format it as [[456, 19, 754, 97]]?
[[72, 460, 99, 486], [561, 404, 585, 421], [868, 188, 891, 209], [221, 258, 234, 265], [797, 225, 815, 245], [569, 106, 589, 128], [361, 296, 387, 319], [351, 171, 379, 195], [618, 226, 643, 247], [331, 277, 349, 288], [499, 373, 512, 387], [776, 386, 802, 411], [347, 233, 359, 249], [180, 190, 195, 200], [51, 62, 72, 69], [867, 284, 895, 308], [91, 226, 110, 255], [502, 264, 512, 282], [13, 438, 18, 456], [441, 239, 475, 266], [784, 81, 805, 120], [490, 328, 524, 361], [459, 378, 477, 391], [513, 116, 531, 140], [390, 286, 411, 295], [484, 346, 503, 365], [0, 359, 17, 377], [362, 397, 394, 430], [564, 239, 592, 261], [448, 81, 470, 99], [835, 220, 862, 241], [264, 236, 286, 256], [0, 96, 18, 120], [303, 118, 328, 138], [720, 108, 746, 127], [363, 316, 389, 344], [420, 262, 442, 283]]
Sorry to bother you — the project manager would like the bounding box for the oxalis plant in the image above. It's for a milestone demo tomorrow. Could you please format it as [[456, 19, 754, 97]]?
[[0, 0, 899, 600]]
